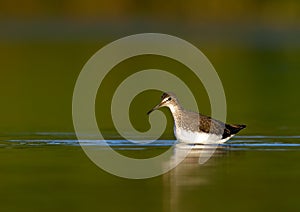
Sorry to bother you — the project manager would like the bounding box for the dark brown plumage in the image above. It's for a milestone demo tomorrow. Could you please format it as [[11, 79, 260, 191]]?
[[197, 114, 246, 139]]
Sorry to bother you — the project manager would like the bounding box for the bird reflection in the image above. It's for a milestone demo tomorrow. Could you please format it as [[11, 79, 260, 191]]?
[[172, 142, 222, 165], [163, 142, 227, 212]]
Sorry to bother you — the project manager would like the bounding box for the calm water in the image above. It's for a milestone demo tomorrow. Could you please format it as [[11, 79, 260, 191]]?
[[1, 24, 300, 211], [1, 133, 300, 212]]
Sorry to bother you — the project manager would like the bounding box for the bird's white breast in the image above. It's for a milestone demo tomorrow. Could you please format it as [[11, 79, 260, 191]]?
[[174, 127, 231, 144]]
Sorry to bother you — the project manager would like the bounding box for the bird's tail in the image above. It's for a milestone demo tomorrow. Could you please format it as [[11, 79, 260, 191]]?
[[226, 124, 246, 134]]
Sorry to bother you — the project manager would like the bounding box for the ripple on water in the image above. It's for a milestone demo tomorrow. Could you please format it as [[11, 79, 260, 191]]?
[[1, 133, 300, 151]]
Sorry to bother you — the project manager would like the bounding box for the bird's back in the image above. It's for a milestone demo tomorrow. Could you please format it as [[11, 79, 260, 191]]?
[[173, 109, 246, 141]]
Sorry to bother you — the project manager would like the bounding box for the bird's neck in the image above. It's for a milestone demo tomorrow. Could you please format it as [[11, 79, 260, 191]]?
[[167, 104, 183, 125], [168, 103, 182, 114]]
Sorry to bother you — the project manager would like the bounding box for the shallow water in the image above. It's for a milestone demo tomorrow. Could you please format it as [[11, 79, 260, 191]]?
[[1, 133, 300, 211], [1, 23, 300, 211]]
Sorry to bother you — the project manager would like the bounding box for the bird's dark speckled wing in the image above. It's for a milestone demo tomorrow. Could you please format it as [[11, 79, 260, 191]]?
[[198, 114, 225, 136], [198, 114, 246, 139]]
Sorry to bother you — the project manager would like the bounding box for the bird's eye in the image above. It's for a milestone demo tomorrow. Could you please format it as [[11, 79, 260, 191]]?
[[167, 97, 172, 101]]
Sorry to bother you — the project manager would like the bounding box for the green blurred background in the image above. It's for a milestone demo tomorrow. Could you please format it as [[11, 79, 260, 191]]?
[[1, 0, 299, 136], [1, 1, 300, 212]]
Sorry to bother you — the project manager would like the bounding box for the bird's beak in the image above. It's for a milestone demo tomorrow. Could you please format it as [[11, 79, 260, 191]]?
[[147, 101, 164, 115]]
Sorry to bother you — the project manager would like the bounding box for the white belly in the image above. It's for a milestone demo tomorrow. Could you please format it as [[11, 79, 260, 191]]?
[[174, 127, 232, 144]]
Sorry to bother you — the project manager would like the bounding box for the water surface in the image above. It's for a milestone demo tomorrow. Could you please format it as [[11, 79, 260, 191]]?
[[1, 22, 300, 212], [1, 133, 300, 211]]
